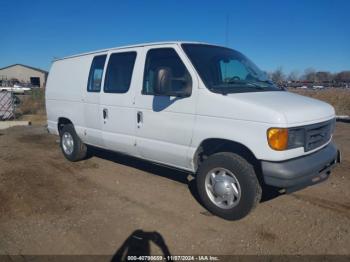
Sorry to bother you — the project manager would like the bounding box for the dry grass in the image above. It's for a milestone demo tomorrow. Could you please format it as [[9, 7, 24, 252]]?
[[290, 88, 350, 116], [18, 89, 45, 115], [16, 89, 46, 124]]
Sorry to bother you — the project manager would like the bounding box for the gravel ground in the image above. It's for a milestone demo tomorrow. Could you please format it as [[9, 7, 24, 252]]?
[[0, 122, 349, 257]]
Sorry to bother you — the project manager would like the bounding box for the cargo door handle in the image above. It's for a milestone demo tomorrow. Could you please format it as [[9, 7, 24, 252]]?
[[137, 111, 143, 128], [103, 108, 108, 119]]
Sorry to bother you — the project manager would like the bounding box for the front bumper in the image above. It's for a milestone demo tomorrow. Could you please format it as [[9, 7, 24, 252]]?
[[261, 142, 340, 190]]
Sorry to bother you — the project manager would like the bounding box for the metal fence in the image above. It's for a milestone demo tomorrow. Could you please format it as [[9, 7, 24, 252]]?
[[0, 91, 16, 120]]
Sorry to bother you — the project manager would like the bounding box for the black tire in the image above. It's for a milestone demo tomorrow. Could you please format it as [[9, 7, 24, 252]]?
[[59, 124, 87, 162], [196, 152, 262, 220]]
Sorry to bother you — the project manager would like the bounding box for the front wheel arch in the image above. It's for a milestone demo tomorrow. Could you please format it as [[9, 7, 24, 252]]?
[[193, 138, 265, 187]]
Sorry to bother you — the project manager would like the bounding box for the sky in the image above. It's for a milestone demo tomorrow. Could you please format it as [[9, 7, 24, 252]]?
[[1, 0, 349, 75]]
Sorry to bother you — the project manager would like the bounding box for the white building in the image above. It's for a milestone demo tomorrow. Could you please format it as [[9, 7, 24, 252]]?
[[0, 64, 48, 88]]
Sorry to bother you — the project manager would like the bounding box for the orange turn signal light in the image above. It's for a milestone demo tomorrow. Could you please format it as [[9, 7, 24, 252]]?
[[267, 128, 289, 151]]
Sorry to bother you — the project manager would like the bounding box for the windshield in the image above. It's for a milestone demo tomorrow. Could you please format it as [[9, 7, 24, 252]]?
[[182, 44, 281, 94]]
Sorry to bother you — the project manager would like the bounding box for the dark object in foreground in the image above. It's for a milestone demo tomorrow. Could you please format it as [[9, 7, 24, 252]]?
[[112, 230, 171, 262]]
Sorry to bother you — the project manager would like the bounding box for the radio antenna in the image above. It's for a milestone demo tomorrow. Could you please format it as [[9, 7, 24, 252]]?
[[225, 13, 230, 46]]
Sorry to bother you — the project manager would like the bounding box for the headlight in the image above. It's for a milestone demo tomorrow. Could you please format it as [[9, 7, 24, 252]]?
[[267, 127, 305, 151], [287, 128, 305, 149]]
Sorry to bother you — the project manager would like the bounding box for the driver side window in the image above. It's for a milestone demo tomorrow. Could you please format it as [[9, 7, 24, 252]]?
[[220, 60, 248, 82], [142, 48, 192, 96]]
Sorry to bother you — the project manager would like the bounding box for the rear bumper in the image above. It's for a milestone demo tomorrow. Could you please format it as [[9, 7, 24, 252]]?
[[261, 142, 340, 190]]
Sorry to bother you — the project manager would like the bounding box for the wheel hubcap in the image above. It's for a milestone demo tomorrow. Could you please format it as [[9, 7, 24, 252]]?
[[62, 132, 74, 155], [205, 167, 241, 209]]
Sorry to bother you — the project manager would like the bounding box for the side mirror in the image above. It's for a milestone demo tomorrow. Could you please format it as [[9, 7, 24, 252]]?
[[154, 67, 173, 95], [154, 67, 192, 97]]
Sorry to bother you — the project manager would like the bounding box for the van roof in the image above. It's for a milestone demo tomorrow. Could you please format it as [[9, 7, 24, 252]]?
[[54, 41, 223, 61]]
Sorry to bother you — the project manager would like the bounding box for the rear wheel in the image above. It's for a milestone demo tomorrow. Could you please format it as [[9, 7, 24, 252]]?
[[59, 124, 87, 161], [196, 152, 261, 220]]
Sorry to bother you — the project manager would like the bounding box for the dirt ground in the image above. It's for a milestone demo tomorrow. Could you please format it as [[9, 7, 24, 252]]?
[[0, 122, 349, 257]]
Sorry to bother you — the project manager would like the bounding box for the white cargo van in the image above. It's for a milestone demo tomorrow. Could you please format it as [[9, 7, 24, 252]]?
[[46, 42, 340, 220]]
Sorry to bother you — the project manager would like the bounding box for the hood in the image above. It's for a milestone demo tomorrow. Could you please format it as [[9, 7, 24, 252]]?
[[228, 91, 335, 125]]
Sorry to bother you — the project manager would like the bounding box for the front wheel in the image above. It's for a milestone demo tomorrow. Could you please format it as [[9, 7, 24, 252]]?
[[59, 124, 87, 162], [196, 152, 262, 220]]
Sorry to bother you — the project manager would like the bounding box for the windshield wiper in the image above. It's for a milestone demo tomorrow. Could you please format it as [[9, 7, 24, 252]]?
[[226, 80, 265, 90], [253, 79, 274, 85]]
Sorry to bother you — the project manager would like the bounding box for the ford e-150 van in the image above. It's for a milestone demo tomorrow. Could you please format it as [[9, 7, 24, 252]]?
[[46, 42, 341, 220]]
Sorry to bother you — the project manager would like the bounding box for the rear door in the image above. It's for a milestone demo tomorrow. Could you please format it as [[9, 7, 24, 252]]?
[[134, 45, 198, 170], [83, 54, 107, 147], [100, 50, 139, 155]]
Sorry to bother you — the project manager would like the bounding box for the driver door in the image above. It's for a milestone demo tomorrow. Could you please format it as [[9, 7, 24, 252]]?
[[134, 45, 198, 170]]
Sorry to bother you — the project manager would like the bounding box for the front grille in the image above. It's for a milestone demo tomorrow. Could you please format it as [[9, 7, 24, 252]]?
[[304, 119, 335, 152]]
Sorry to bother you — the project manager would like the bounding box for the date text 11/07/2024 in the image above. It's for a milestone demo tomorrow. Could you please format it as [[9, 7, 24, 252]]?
[[126, 255, 219, 261]]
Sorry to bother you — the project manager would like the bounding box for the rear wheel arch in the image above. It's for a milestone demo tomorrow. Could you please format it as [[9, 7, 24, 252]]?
[[57, 117, 73, 134]]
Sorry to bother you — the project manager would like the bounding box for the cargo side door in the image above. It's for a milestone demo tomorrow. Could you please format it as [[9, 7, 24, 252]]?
[[100, 50, 139, 155], [83, 54, 107, 147]]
